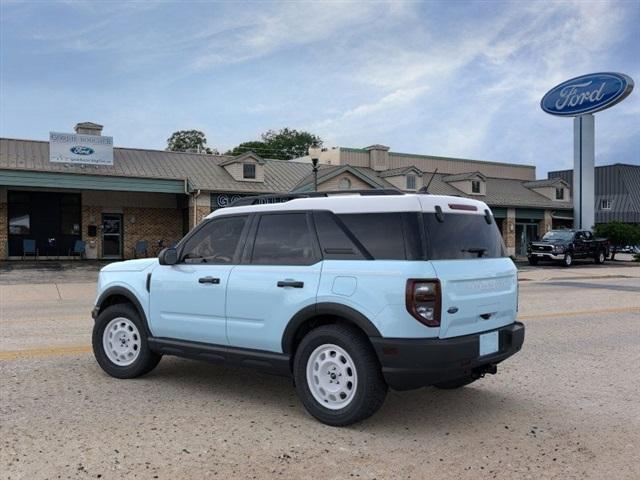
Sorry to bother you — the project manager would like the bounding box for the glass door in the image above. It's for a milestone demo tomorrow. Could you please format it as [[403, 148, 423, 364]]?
[[102, 213, 123, 259], [515, 223, 539, 257]]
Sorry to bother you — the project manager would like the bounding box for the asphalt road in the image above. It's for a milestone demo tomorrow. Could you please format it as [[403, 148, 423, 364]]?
[[1, 263, 639, 479]]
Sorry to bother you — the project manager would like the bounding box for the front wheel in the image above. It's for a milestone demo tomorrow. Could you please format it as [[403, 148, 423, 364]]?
[[562, 253, 573, 267], [527, 256, 539, 265], [293, 324, 387, 426], [92, 304, 161, 379]]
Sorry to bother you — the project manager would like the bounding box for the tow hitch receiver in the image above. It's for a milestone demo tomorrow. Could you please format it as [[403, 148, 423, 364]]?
[[473, 364, 498, 379]]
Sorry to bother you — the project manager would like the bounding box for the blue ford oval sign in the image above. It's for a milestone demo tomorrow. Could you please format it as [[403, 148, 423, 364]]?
[[70, 145, 95, 155], [541, 72, 633, 116]]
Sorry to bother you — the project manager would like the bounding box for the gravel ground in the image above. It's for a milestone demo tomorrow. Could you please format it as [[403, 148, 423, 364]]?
[[1, 265, 639, 479]]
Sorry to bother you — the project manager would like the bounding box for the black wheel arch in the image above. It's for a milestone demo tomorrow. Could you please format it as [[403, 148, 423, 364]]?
[[94, 286, 148, 328], [282, 303, 381, 355]]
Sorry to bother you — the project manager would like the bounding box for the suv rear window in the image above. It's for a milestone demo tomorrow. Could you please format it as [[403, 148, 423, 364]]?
[[337, 213, 422, 260], [423, 213, 506, 260]]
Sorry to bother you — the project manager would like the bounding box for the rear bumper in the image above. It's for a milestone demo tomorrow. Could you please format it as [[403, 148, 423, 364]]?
[[370, 322, 525, 391]]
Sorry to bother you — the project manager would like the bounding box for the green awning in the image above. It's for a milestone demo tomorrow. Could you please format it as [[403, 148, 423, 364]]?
[[515, 208, 544, 220], [0, 169, 186, 194], [491, 207, 507, 219]]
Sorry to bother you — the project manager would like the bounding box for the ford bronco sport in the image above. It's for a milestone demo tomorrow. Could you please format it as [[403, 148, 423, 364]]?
[[92, 191, 525, 426]]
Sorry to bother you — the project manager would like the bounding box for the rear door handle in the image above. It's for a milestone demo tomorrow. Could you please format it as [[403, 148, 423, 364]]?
[[198, 276, 220, 284], [277, 280, 304, 288]]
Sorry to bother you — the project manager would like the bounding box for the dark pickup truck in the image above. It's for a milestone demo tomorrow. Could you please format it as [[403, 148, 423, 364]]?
[[527, 230, 609, 267]]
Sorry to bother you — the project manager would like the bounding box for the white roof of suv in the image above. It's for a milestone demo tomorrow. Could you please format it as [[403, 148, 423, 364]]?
[[207, 194, 491, 219]]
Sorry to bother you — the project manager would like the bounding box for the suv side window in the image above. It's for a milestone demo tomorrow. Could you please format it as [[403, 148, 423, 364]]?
[[313, 211, 366, 260], [181, 215, 248, 264], [337, 212, 421, 260], [251, 213, 317, 265]]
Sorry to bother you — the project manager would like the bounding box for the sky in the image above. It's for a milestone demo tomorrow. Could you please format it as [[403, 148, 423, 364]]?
[[1, 0, 638, 177]]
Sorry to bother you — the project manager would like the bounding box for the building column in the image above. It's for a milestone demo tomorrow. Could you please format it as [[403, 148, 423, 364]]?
[[502, 208, 516, 257], [188, 192, 211, 231], [0, 188, 7, 260], [539, 210, 553, 238]]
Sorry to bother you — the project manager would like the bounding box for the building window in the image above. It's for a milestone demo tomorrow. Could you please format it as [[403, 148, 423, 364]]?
[[406, 174, 416, 190], [338, 177, 351, 190], [243, 163, 256, 179], [555, 188, 564, 200], [600, 199, 612, 210], [471, 180, 481, 194]]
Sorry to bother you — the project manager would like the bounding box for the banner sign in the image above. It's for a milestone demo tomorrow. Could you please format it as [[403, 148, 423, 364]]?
[[541, 72, 634, 117], [211, 193, 290, 209], [49, 132, 114, 165]]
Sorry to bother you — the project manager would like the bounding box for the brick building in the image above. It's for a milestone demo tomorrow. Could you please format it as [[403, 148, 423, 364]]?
[[1, 124, 575, 260]]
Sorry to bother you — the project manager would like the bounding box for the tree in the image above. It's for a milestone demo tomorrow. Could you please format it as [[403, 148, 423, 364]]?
[[225, 141, 269, 157], [593, 222, 640, 260], [167, 130, 217, 154], [226, 128, 322, 160]]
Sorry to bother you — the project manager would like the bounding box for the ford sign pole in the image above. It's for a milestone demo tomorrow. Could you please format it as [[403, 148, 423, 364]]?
[[541, 72, 634, 230], [574, 114, 595, 230]]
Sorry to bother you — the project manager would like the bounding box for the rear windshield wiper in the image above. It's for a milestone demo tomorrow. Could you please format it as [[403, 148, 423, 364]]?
[[461, 248, 488, 258]]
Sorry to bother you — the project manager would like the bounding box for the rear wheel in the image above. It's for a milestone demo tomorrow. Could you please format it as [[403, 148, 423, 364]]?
[[293, 324, 387, 426], [595, 250, 606, 264], [562, 253, 573, 267], [434, 376, 477, 389], [92, 304, 161, 379]]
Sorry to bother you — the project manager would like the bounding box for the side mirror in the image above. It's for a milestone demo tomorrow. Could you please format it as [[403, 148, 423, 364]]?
[[158, 247, 178, 265]]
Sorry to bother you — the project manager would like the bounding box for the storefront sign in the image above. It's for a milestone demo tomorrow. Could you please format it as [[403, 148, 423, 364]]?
[[541, 72, 634, 117], [49, 132, 114, 165]]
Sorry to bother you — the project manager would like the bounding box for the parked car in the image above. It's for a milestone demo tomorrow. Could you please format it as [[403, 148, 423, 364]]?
[[527, 229, 609, 267], [91, 191, 524, 426]]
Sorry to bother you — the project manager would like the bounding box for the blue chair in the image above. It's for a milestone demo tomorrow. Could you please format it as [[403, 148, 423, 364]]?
[[22, 239, 38, 261], [133, 240, 149, 258], [69, 240, 86, 260]]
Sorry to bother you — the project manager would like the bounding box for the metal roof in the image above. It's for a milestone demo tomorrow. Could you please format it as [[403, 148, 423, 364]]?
[[549, 164, 640, 222], [0, 137, 574, 210], [523, 178, 568, 188], [0, 137, 311, 194], [442, 171, 486, 182]]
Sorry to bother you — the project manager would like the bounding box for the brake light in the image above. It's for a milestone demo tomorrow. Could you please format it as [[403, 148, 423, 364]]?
[[406, 279, 441, 327], [448, 203, 477, 211]]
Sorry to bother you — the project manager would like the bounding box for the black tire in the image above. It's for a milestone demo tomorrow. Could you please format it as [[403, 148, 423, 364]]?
[[527, 256, 539, 266], [595, 250, 606, 264], [293, 324, 387, 426], [92, 303, 161, 379], [434, 376, 477, 389], [562, 253, 573, 267]]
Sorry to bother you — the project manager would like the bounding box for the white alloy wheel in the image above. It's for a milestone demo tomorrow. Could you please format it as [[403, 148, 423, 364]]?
[[306, 344, 358, 410], [565, 254, 572, 266], [102, 317, 142, 366], [599, 252, 605, 263]]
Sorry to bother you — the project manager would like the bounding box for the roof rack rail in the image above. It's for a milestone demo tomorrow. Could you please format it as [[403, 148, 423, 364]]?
[[229, 189, 403, 207]]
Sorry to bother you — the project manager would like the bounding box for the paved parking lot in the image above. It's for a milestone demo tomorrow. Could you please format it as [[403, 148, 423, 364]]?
[[1, 261, 639, 479]]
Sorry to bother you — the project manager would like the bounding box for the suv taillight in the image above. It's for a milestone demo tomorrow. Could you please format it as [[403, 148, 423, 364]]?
[[405, 279, 441, 327]]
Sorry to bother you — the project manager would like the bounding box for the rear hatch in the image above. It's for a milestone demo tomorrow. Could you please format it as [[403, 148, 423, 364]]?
[[432, 258, 517, 338], [422, 211, 517, 339]]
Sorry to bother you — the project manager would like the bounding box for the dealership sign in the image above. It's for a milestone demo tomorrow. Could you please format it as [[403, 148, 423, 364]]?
[[49, 132, 114, 165], [541, 72, 634, 116]]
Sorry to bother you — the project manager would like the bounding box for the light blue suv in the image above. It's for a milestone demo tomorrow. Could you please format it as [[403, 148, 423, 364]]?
[[92, 191, 524, 426]]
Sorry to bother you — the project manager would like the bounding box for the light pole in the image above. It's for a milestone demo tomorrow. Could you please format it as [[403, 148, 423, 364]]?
[[308, 144, 321, 192]]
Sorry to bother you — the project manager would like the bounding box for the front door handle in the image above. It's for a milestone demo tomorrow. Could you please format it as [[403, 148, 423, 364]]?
[[198, 276, 220, 284], [277, 280, 304, 288]]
